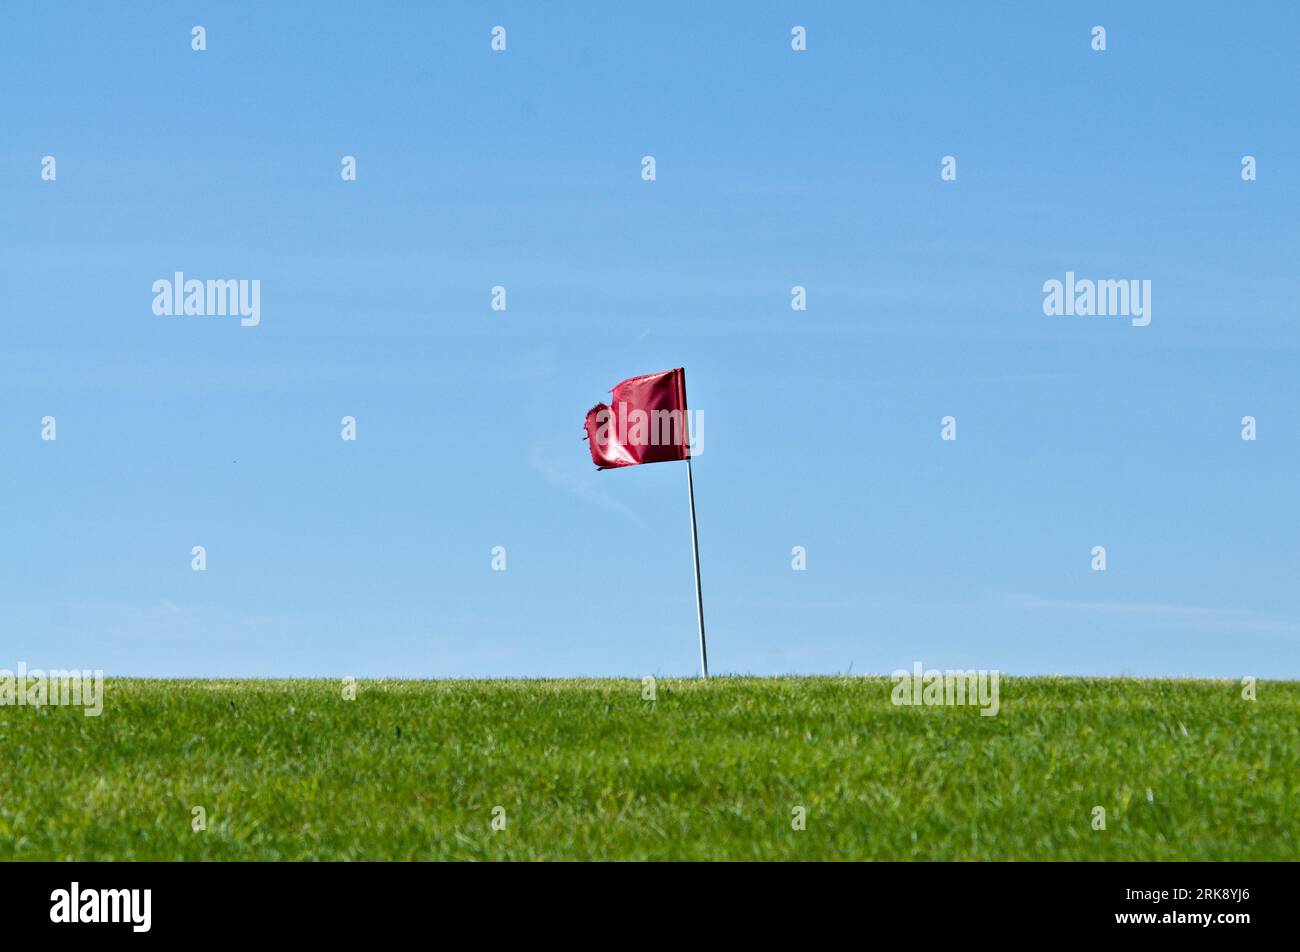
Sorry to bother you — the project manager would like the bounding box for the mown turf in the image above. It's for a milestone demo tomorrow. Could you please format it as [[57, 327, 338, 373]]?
[[1, 676, 1295, 860]]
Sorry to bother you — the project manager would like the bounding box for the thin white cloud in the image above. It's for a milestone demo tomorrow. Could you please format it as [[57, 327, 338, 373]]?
[[1007, 593, 1299, 634], [527, 446, 646, 527]]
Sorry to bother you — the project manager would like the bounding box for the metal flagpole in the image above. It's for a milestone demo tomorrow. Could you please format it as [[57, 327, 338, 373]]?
[[685, 457, 709, 679]]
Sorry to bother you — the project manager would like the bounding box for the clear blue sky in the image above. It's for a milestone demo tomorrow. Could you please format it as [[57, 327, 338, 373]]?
[[2, 3, 1296, 678]]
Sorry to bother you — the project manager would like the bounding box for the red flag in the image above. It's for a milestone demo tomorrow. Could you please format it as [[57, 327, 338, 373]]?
[[584, 368, 691, 470]]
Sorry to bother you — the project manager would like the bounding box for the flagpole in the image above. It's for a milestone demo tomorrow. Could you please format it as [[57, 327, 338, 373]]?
[[685, 457, 709, 679]]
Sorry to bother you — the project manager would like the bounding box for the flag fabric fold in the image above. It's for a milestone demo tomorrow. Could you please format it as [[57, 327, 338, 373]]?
[[583, 368, 690, 470]]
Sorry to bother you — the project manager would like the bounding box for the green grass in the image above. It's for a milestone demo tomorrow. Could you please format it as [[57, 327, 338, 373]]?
[[1, 676, 1296, 860]]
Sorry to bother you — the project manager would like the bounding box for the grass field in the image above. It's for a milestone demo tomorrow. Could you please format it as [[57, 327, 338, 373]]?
[[2, 676, 1296, 860]]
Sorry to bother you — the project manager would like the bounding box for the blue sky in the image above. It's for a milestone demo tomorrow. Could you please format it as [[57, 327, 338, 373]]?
[[2, 3, 1297, 678]]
